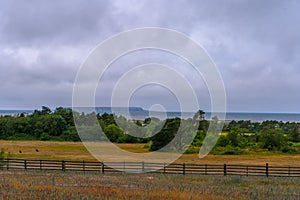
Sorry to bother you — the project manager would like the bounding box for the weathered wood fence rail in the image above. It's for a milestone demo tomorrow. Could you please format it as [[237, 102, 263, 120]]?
[[1, 158, 300, 177]]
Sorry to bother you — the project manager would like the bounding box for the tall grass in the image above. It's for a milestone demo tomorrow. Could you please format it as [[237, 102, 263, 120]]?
[[0, 170, 299, 199]]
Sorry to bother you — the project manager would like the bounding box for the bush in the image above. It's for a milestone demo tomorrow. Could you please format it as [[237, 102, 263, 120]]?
[[7, 133, 37, 140], [0, 148, 4, 159], [211, 145, 244, 155], [143, 142, 152, 149], [223, 145, 244, 155], [40, 132, 50, 141], [61, 127, 80, 142], [217, 135, 229, 147], [104, 124, 124, 142], [259, 129, 287, 151], [0, 148, 5, 168], [150, 118, 179, 151], [184, 146, 200, 154], [287, 141, 300, 147], [281, 146, 297, 153]]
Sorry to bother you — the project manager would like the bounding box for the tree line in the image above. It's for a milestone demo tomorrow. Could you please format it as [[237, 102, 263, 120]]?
[[0, 106, 299, 154]]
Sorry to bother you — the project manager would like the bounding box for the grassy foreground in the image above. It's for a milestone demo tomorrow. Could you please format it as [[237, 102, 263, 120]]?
[[1, 140, 300, 199], [1, 140, 300, 165], [0, 170, 299, 200]]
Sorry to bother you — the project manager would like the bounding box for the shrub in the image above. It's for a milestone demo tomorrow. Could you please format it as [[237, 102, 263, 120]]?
[[222, 145, 244, 155], [0, 148, 4, 159], [40, 132, 50, 141], [143, 142, 152, 149], [104, 124, 124, 142], [281, 146, 297, 154], [0, 148, 5, 168], [7, 133, 37, 140], [210, 145, 244, 155], [217, 135, 229, 147], [259, 129, 287, 151], [184, 146, 200, 154]]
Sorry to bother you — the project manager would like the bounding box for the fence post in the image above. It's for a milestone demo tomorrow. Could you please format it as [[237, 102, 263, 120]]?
[[62, 160, 65, 171], [266, 163, 269, 177], [288, 166, 290, 177], [224, 164, 227, 176], [24, 160, 27, 170], [6, 158, 9, 170], [40, 160, 42, 170], [163, 163, 166, 174], [205, 164, 207, 175], [183, 163, 186, 175], [142, 162, 145, 173], [83, 160, 85, 172], [101, 162, 105, 174]]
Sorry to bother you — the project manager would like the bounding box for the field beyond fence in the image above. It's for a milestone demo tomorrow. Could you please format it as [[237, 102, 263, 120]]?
[[1, 158, 300, 177]]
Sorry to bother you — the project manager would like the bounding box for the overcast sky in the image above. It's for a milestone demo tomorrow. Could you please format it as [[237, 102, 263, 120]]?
[[0, 0, 299, 113]]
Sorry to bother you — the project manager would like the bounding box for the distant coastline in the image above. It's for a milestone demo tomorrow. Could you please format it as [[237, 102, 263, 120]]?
[[0, 107, 300, 122]]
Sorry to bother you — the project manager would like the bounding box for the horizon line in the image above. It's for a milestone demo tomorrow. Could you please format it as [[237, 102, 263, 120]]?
[[0, 107, 299, 115]]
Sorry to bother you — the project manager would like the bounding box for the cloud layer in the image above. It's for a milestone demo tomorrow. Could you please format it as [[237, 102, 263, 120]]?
[[0, 0, 299, 112]]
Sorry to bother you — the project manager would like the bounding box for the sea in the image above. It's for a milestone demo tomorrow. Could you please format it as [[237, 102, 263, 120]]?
[[0, 107, 300, 122]]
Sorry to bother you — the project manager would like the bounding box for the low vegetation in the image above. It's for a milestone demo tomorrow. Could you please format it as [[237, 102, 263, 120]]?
[[0, 106, 299, 155], [0, 170, 299, 200], [1, 140, 300, 166]]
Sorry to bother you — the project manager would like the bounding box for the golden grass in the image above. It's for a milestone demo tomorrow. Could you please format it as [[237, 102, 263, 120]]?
[[175, 153, 300, 166], [1, 140, 299, 166]]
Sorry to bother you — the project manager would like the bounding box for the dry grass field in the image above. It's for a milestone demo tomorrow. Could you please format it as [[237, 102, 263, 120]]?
[[1, 140, 300, 199], [0, 170, 299, 200], [1, 140, 300, 166]]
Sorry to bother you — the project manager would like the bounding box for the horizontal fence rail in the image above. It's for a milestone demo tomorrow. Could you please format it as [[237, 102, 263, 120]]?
[[0, 158, 300, 177]]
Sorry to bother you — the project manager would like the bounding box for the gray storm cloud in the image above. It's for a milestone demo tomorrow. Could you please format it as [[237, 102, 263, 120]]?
[[0, 0, 299, 112]]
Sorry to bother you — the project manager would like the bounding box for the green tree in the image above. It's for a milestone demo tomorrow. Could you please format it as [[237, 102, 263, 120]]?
[[41, 106, 51, 115], [227, 126, 241, 147], [259, 129, 287, 151], [104, 124, 123, 142], [192, 130, 206, 146], [14, 117, 32, 135], [150, 118, 180, 151], [290, 126, 300, 143], [193, 110, 205, 121], [217, 135, 229, 147], [0, 116, 15, 138], [37, 115, 67, 137], [193, 110, 209, 132], [54, 107, 74, 126], [61, 126, 80, 142], [100, 113, 116, 126]]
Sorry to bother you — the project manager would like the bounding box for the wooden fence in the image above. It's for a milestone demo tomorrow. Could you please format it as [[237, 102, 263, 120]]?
[[1, 158, 300, 177]]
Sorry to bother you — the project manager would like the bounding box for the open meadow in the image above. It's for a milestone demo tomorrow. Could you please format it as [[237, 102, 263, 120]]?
[[0, 170, 299, 200], [1, 140, 300, 199], [1, 140, 300, 166]]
